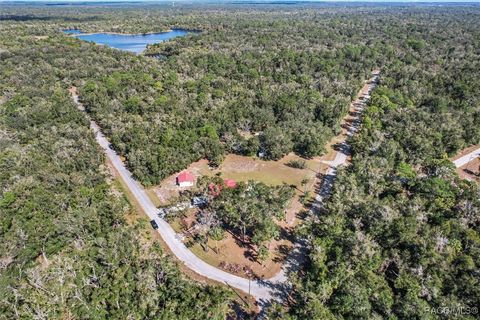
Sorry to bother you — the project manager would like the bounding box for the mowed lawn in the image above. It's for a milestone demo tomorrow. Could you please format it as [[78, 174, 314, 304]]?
[[145, 152, 328, 278], [148, 152, 326, 206], [213, 153, 321, 186]]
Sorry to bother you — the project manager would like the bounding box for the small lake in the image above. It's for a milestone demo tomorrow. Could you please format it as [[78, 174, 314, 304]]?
[[63, 29, 190, 54]]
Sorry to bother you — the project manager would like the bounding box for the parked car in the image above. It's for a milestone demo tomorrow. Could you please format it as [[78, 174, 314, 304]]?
[[191, 196, 208, 208], [150, 220, 159, 230]]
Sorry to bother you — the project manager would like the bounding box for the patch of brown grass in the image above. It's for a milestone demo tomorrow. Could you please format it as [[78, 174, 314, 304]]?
[[458, 157, 480, 184]]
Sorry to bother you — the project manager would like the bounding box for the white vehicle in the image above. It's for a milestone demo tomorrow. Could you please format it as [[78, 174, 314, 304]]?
[[157, 208, 167, 219], [191, 196, 208, 207]]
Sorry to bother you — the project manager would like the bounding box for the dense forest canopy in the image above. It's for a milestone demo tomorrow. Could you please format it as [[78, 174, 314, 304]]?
[[0, 70, 233, 319], [1, 3, 479, 319], [0, 6, 237, 319], [78, 10, 382, 185], [285, 8, 480, 320]]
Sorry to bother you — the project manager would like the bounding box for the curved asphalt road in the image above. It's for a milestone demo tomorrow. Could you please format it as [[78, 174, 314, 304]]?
[[71, 91, 277, 304], [70, 71, 380, 308], [453, 148, 480, 168]]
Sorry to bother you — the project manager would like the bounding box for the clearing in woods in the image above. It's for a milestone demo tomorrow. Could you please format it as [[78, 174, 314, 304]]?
[[146, 71, 380, 279], [148, 152, 328, 278]]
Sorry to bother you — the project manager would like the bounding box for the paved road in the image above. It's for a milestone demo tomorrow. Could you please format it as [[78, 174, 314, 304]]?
[[453, 148, 480, 168], [71, 91, 280, 305], [70, 70, 379, 310]]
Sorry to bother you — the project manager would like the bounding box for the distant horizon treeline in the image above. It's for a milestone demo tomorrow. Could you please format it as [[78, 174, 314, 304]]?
[[0, 8, 238, 319], [1, 4, 479, 319]]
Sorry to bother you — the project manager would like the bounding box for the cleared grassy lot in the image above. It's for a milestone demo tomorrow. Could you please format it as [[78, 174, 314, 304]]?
[[149, 152, 325, 206]]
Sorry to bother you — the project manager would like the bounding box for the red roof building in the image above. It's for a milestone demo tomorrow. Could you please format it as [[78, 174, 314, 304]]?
[[209, 183, 221, 197], [223, 179, 237, 188], [177, 171, 195, 187], [208, 179, 237, 197]]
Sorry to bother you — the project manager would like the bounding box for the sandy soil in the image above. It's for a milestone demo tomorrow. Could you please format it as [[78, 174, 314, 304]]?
[[458, 157, 480, 183], [191, 230, 291, 279], [150, 152, 324, 205], [67, 29, 173, 36], [166, 207, 289, 279], [452, 145, 480, 161], [146, 73, 376, 278]]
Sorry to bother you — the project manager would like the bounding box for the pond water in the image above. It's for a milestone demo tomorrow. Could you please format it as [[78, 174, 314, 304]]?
[[63, 29, 189, 54]]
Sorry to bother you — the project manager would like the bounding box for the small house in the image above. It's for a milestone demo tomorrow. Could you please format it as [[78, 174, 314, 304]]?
[[177, 171, 195, 187]]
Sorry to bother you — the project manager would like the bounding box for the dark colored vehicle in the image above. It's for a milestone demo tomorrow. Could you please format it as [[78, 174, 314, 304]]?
[[150, 220, 159, 230]]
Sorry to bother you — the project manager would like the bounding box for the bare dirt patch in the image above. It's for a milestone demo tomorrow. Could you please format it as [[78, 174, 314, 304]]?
[[171, 209, 293, 279], [458, 157, 480, 184], [148, 152, 330, 278], [146, 73, 375, 278], [452, 145, 480, 161]]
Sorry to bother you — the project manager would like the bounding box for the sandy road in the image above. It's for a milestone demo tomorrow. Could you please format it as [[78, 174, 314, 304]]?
[[68, 70, 380, 310], [70, 88, 280, 306]]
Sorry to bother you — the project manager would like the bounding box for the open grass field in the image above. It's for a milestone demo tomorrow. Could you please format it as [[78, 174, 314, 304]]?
[[143, 74, 373, 278], [106, 161, 259, 312], [216, 153, 321, 186], [149, 152, 326, 206]]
